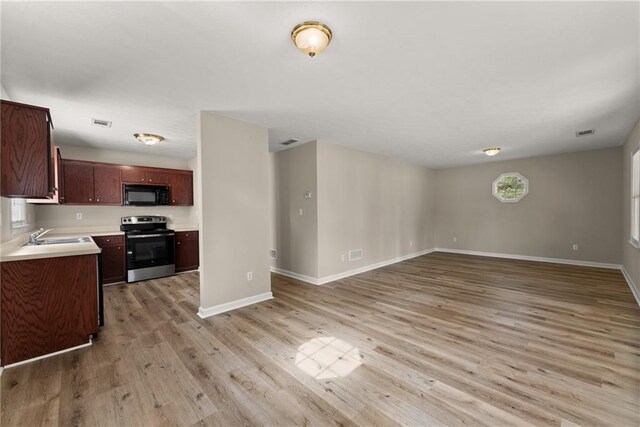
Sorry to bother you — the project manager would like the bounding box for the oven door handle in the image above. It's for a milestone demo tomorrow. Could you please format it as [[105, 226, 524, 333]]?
[[127, 233, 175, 239]]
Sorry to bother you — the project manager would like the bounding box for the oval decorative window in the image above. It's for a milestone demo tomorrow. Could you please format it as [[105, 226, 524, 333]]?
[[492, 173, 529, 203]]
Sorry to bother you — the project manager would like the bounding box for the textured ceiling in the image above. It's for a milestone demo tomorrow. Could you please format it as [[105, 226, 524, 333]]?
[[1, 2, 638, 168]]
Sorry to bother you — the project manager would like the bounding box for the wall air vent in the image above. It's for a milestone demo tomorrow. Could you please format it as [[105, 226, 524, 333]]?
[[348, 249, 363, 261], [575, 129, 595, 137], [280, 138, 300, 146], [270, 249, 278, 260], [92, 118, 112, 128]]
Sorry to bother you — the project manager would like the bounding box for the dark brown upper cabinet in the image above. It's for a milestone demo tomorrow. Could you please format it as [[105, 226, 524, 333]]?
[[27, 146, 63, 204], [62, 160, 122, 205], [1, 100, 54, 198], [62, 159, 192, 206], [121, 166, 169, 184], [93, 164, 122, 204], [170, 171, 194, 206]]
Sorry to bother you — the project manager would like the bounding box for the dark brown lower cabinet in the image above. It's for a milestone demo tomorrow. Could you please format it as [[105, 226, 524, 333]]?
[[176, 231, 199, 272], [1, 254, 98, 366], [92, 235, 125, 284]]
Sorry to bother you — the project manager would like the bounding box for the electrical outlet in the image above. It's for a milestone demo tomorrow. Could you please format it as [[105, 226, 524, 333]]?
[[247, 272, 253, 281], [304, 191, 312, 199], [76, 212, 83, 220], [453, 237, 457, 243], [572, 244, 579, 251]]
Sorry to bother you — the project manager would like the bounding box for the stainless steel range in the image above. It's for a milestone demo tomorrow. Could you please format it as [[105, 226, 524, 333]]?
[[121, 216, 175, 283]]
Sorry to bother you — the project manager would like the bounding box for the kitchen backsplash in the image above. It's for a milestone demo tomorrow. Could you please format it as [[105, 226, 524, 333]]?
[[34, 204, 197, 229]]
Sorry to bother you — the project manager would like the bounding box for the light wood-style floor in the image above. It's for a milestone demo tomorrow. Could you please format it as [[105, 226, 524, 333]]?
[[2, 252, 639, 426]]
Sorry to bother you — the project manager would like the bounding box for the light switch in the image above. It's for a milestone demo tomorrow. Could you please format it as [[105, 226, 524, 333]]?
[[299, 208, 303, 216]]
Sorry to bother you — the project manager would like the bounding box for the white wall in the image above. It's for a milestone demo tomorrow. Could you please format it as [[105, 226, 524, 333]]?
[[198, 112, 271, 312], [34, 145, 197, 230]]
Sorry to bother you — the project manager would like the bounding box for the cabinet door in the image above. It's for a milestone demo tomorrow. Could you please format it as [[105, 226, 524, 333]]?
[[63, 161, 95, 204], [1, 254, 97, 365], [100, 244, 125, 284], [146, 170, 169, 184], [121, 166, 146, 183], [93, 165, 122, 205], [1, 101, 52, 198], [175, 231, 199, 272], [170, 172, 194, 206]]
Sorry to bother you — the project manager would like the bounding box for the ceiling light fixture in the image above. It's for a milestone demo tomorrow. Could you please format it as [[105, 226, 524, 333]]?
[[291, 21, 332, 57], [134, 133, 164, 146], [483, 147, 501, 157]]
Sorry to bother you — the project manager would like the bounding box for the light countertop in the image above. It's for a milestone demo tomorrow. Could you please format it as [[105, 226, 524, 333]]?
[[1, 224, 199, 262], [0, 234, 101, 263]]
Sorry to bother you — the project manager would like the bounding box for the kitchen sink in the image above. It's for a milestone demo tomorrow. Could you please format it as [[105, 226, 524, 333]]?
[[24, 237, 91, 246]]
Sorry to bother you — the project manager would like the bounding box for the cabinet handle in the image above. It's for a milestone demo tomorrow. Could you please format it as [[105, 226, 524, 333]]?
[[149, 179, 152, 182], [186, 234, 189, 237], [89, 198, 92, 201], [117, 247, 121, 250], [106, 239, 110, 242], [177, 242, 181, 245], [96, 198, 100, 202], [172, 199, 176, 203]]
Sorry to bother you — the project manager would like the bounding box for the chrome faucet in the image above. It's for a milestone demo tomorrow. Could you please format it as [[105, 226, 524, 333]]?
[[28, 228, 52, 244]]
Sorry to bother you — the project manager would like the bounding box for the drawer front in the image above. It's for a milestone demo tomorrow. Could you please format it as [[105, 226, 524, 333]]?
[[92, 234, 124, 247], [176, 231, 198, 241]]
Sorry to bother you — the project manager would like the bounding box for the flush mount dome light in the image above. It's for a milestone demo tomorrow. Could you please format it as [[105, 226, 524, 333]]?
[[134, 133, 164, 145], [291, 21, 332, 57], [483, 147, 501, 157]]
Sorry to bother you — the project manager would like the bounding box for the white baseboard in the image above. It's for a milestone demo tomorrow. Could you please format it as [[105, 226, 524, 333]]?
[[2, 340, 92, 370], [434, 248, 622, 270], [270, 267, 320, 285], [620, 267, 640, 307], [271, 248, 436, 286], [197, 292, 273, 318]]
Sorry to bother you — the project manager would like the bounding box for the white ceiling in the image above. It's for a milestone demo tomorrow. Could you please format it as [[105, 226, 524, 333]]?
[[1, 1, 638, 168]]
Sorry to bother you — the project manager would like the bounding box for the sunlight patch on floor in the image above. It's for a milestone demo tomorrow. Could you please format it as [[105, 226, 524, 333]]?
[[295, 337, 363, 379]]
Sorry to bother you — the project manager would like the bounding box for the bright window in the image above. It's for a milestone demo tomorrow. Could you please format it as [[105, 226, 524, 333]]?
[[492, 172, 529, 203], [10, 199, 30, 229], [631, 148, 640, 247]]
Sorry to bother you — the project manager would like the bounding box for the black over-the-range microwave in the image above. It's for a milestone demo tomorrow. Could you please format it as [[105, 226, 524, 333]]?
[[123, 184, 170, 206]]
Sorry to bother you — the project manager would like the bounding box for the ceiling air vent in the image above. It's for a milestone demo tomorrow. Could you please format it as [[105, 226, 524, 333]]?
[[575, 129, 595, 137], [280, 138, 300, 146], [92, 118, 112, 128]]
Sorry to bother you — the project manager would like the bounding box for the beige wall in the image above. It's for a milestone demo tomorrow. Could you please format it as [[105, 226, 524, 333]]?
[[34, 145, 197, 230], [198, 112, 270, 310], [316, 141, 437, 278], [622, 119, 640, 286], [434, 147, 623, 264], [271, 141, 319, 277]]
